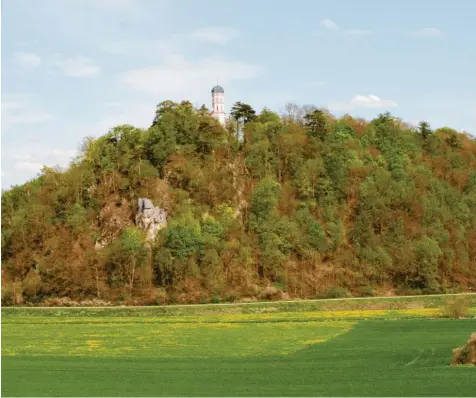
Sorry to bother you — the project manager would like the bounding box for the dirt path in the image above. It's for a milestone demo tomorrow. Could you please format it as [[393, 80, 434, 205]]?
[[18, 292, 476, 310]]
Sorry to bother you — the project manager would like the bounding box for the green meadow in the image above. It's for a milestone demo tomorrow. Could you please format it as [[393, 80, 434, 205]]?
[[2, 296, 476, 396]]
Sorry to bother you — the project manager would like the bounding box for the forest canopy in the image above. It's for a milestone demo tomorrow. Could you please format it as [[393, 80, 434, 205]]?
[[2, 100, 475, 306]]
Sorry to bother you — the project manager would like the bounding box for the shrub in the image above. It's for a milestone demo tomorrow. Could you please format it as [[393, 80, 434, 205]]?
[[1, 282, 24, 306], [357, 286, 375, 297], [321, 287, 351, 299], [155, 288, 168, 305], [258, 286, 282, 300], [210, 295, 221, 304], [1, 288, 14, 306], [223, 293, 237, 303], [395, 285, 423, 296], [442, 297, 469, 319]]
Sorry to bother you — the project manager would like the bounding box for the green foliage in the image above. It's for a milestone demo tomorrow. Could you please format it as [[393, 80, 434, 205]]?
[[256, 108, 281, 124], [320, 287, 351, 299], [164, 217, 202, 261], [304, 109, 328, 140], [436, 127, 461, 148], [230, 101, 257, 124], [418, 121, 433, 140], [1, 98, 475, 304], [65, 203, 89, 236], [441, 297, 469, 319], [357, 286, 376, 297], [120, 227, 146, 257], [412, 236, 441, 291], [250, 178, 281, 225]]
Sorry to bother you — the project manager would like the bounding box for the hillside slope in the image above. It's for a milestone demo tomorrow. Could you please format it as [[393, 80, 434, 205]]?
[[2, 101, 476, 305]]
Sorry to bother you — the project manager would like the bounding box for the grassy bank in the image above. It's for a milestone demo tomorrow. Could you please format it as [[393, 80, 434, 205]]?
[[2, 314, 476, 396], [3, 292, 476, 318]]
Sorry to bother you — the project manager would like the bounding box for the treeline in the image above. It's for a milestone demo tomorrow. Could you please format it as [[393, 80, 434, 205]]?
[[2, 100, 475, 305]]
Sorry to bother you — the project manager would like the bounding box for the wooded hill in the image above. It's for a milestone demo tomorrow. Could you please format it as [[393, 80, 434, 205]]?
[[2, 100, 475, 306]]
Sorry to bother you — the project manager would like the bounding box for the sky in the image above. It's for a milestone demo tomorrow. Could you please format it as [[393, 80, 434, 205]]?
[[1, 0, 475, 189]]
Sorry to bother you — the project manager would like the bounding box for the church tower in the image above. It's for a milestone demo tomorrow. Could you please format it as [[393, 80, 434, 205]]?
[[211, 84, 226, 125]]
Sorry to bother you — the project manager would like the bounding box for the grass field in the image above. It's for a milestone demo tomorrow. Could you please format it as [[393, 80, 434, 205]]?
[[2, 295, 476, 396]]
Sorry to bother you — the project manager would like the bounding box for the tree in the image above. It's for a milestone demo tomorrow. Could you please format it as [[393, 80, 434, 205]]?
[[249, 177, 281, 229], [284, 102, 301, 123], [2, 94, 476, 305], [257, 108, 281, 124], [120, 227, 147, 295], [304, 109, 328, 140], [230, 101, 257, 124], [418, 121, 433, 140], [438, 127, 461, 148], [372, 112, 395, 128]]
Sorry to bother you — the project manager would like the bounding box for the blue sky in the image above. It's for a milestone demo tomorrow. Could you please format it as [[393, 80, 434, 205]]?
[[2, 0, 475, 189]]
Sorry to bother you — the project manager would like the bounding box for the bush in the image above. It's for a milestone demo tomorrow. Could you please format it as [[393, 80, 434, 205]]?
[[155, 288, 168, 305], [42, 297, 77, 307], [210, 295, 221, 304], [395, 285, 423, 296], [258, 286, 282, 300], [223, 293, 236, 303], [1, 282, 24, 306], [321, 287, 351, 299], [1, 288, 14, 306], [357, 286, 375, 297], [442, 297, 469, 319]]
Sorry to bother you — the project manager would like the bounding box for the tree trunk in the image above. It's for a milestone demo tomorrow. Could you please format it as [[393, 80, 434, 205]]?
[[94, 262, 100, 298], [129, 257, 136, 296]]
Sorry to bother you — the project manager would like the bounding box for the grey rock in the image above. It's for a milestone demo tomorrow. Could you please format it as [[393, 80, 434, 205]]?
[[135, 198, 167, 242]]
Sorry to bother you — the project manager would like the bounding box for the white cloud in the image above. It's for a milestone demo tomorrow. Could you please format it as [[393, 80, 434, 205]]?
[[2, 94, 56, 129], [51, 55, 100, 77], [120, 55, 264, 100], [101, 39, 176, 57], [320, 19, 339, 30], [14, 161, 46, 173], [189, 27, 241, 45], [58, 99, 157, 140], [95, 100, 156, 133], [318, 20, 372, 37], [102, 26, 241, 58], [328, 94, 399, 112], [414, 28, 441, 38], [13, 52, 41, 70], [4, 144, 77, 176]]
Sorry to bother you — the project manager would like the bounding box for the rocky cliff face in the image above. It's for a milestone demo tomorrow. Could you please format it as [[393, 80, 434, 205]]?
[[94, 197, 167, 249], [135, 198, 168, 242], [95, 197, 132, 250]]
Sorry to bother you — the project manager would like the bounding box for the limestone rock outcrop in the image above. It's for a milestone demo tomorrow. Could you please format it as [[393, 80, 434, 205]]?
[[135, 198, 167, 242]]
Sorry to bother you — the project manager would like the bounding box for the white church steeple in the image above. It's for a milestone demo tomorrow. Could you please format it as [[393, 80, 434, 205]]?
[[211, 83, 226, 125]]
